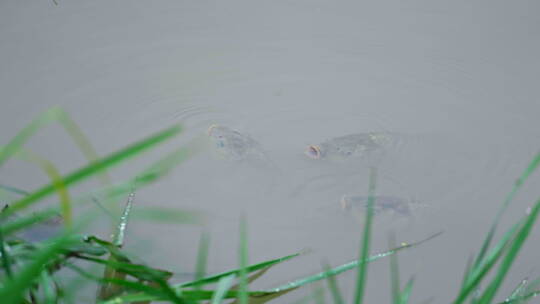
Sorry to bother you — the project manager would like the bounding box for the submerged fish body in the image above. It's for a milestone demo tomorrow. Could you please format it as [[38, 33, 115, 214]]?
[[207, 125, 268, 162], [340, 195, 415, 217], [305, 132, 398, 161]]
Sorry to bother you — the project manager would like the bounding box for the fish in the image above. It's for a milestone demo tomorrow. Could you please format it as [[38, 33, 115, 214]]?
[[340, 195, 417, 217], [305, 132, 398, 161], [207, 124, 269, 162]]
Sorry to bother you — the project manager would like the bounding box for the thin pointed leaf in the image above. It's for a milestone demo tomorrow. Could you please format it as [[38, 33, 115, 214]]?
[[179, 251, 302, 288], [0, 226, 13, 278], [211, 274, 235, 304], [323, 261, 344, 304], [230, 266, 272, 290], [473, 152, 540, 271], [388, 234, 400, 304], [460, 255, 474, 291], [506, 278, 529, 302], [1, 123, 183, 218], [453, 221, 522, 304], [0, 146, 72, 226], [478, 198, 540, 304], [354, 167, 377, 304], [238, 217, 248, 304], [265, 232, 441, 293], [39, 271, 56, 304], [0, 234, 77, 304], [114, 192, 135, 247], [400, 277, 415, 304], [194, 231, 210, 295]]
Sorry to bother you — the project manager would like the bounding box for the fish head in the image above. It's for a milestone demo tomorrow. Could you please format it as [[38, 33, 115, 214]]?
[[304, 145, 322, 159], [207, 124, 235, 148]]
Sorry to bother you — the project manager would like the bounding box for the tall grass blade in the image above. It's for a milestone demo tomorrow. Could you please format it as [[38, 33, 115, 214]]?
[[2, 123, 182, 217], [98, 192, 135, 300], [453, 221, 522, 304], [478, 198, 540, 304], [211, 274, 235, 304], [400, 277, 415, 304], [506, 278, 529, 303], [322, 261, 344, 304], [266, 232, 441, 293], [388, 234, 400, 304], [39, 271, 56, 304], [178, 251, 302, 288], [473, 152, 540, 271], [114, 192, 134, 247], [354, 167, 377, 304], [194, 231, 210, 296], [238, 217, 249, 304], [0, 208, 60, 237], [0, 234, 76, 304], [0, 146, 72, 226], [0, 225, 13, 278], [0, 107, 112, 185]]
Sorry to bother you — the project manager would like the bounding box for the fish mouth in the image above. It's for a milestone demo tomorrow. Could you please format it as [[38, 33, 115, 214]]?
[[207, 124, 219, 136], [305, 145, 321, 159]]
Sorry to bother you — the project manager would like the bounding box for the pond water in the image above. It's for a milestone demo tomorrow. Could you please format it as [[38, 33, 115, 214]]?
[[1, 0, 540, 302]]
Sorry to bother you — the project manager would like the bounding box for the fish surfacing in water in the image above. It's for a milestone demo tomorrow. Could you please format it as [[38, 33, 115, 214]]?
[[340, 195, 415, 217], [305, 132, 398, 161], [207, 125, 268, 161]]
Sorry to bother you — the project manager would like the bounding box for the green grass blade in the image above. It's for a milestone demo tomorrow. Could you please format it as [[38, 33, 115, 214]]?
[[473, 152, 540, 271], [497, 290, 540, 304], [194, 231, 210, 296], [2, 123, 182, 218], [506, 278, 529, 302], [1, 208, 61, 237], [0, 146, 72, 225], [178, 252, 302, 288], [211, 274, 236, 304], [114, 192, 134, 247], [54, 108, 112, 185], [453, 221, 522, 304], [460, 255, 474, 291], [478, 198, 540, 304], [0, 234, 77, 304], [354, 167, 377, 304], [322, 261, 344, 304], [0, 107, 60, 169], [388, 234, 400, 304], [0, 226, 13, 278], [98, 192, 135, 300], [238, 217, 249, 304], [400, 277, 415, 304], [129, 135, 205, 190], [0, 107, 112, 185], [266, 232, 441, 293], [39, 271, 56, 304], [520, 277, 540, 304], [67, 263, 182, 303]]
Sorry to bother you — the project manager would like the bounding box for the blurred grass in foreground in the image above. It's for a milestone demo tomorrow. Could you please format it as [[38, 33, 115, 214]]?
[[0, 107, 539, 303]]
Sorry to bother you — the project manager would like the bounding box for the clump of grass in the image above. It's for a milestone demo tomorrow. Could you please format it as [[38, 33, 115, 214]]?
[[1, 107, 539, 303]]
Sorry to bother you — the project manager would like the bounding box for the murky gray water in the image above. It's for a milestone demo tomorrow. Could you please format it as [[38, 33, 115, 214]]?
[[2, 1, 540, 302]]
